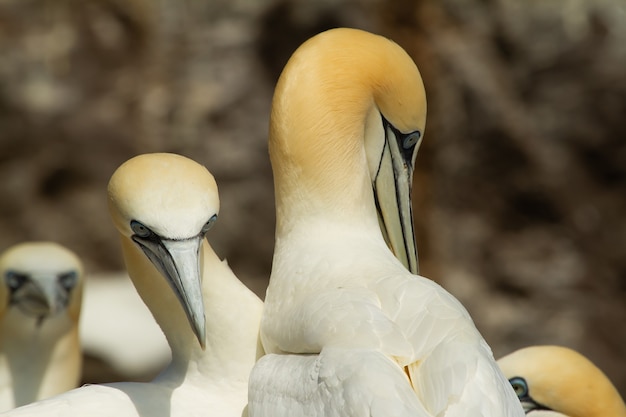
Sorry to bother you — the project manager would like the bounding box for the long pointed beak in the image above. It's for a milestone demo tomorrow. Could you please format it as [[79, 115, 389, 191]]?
[[134, 235, 207, 349], [372, 122, 419, 275], [33, 275, 64, 315]]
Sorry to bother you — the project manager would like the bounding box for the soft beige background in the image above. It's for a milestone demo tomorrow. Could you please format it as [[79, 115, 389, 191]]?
[[0, 0, 624, 394]]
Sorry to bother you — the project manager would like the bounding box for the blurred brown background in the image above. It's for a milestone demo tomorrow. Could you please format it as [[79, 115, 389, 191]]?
[[0, 0, 624, 394]]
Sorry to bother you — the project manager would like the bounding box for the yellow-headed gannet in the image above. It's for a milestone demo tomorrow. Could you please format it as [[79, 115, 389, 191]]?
[[498, 345, 626, 417], [0, 242, 84, 411], [2, 153, 263, 417], [248, 28, 523, 417]]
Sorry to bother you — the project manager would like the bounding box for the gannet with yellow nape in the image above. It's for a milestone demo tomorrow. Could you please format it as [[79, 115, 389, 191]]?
[[498, 345, 626, 417], [248, 28, 523, 417], [0, 242, 83, 411], [2, 153, 264, 417]]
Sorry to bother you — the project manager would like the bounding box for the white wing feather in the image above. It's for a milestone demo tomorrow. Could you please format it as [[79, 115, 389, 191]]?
[[256, 271, 523, 417], [265, 287, 413, 357], [0, 385, 137, 417], [391, 275, 523, 416], [249, 348, 431, 417], [1, 379, 248, 417]]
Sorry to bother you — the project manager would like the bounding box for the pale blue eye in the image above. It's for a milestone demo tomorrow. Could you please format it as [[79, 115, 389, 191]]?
[[131, 220, 151, 238], [403, 132, 420, 149], [509, 377, 528, 398], [201, 214, 218, 235]]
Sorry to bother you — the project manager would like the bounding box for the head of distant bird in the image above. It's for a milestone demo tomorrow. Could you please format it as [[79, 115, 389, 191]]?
[[269, 28, 426, 200], [0, 242, 84, 327], [498, 345, 626, 417], [107, 153, 220, 349]]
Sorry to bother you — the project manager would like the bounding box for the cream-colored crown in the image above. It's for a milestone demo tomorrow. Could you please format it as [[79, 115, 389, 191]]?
[[107, 153, 219, 240]]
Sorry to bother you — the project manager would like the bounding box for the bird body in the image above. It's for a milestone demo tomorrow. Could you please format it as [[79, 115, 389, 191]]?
[[249, 28, 523, 417], [0, 242, 83, 411], [2, 153, 263, 417], [498, 345, 626, 417]]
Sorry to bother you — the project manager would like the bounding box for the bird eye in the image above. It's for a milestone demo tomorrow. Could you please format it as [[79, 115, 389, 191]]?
[[5, 271, 28, 291], [58, 271, 78, 290], [402, 131, 421, 150], [509, 377, 528, 398], [201, 214, 218, 235], [131, 220, 152, 238]]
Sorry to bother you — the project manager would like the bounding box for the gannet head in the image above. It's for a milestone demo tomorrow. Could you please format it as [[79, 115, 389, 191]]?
[[0, 242, 84, 327], [269, 28, 426, 273], [108, 153, 220, 349], [498, 345, 626, 417]]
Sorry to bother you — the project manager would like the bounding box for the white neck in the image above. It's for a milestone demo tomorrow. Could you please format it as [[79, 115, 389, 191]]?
[[0, 311, 80, 408], [274, 219, 402, 284], [120, 237, 263, 385]]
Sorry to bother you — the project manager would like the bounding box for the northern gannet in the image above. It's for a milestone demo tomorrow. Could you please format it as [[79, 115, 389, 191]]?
[[248, 28, 523, 417], [3, 153, 264, 417], [0, 242, 84, 411], [498, 345, 626, 417]]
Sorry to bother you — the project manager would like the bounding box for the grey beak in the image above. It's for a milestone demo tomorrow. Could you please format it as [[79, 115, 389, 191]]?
[[134, 234, 207, 349]]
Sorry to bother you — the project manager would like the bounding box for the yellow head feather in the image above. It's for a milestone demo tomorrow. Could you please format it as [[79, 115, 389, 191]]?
[[498, 345, 626, 417], [107, 153, 219, 240], [269, 28, 426, 207]]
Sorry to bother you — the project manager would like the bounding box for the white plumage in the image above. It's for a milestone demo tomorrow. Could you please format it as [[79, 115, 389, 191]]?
[[248, 28, 523, 417], [2, 153, 263, 417], [0, 242, 83, 411]]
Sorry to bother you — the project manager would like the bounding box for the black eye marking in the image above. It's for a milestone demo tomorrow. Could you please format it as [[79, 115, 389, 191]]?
[[381, 115, 422, 166], [201, 214, 218, 235], [131, 220, 152, 238], [5, 271, 29, 292], [509, 376, 529, 398], [396, 130, 421, 165], [58, 271, 78, 291]]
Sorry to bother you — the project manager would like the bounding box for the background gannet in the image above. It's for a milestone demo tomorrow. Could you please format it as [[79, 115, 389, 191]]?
[[249, 28, 523, 417], [0, 242, 84, 411], [498, 345, 626, 417], [2, 153, 264, 417]]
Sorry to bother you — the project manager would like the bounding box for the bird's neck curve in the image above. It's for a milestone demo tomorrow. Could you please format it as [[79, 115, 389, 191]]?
[[119, 236, 262, 384], [268, 29, 426, 245], [184, 246, 263, 383], [269, 61, 382, 240]]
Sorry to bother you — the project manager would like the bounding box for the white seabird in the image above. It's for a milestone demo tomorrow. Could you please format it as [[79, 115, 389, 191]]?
[[0, 242, 84, 411], [248, 28, 523, 417], [2, 153, 263, 417]]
